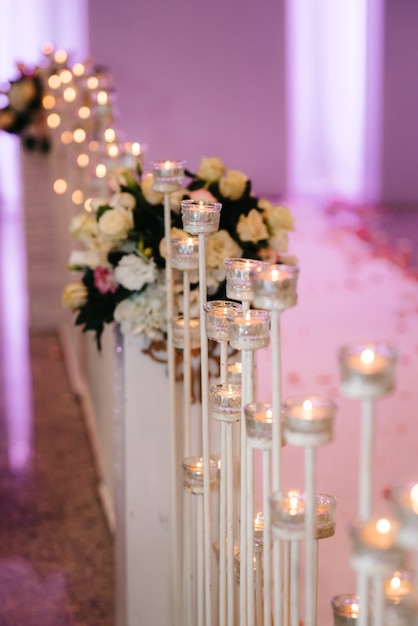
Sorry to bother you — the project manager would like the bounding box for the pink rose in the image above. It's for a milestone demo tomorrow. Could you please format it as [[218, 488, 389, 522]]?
[[94, 266, 118, 294], [189, 188, 217, 203]]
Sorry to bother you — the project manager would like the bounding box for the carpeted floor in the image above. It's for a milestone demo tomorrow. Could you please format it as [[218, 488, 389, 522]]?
[[0, 331, 114, 626]]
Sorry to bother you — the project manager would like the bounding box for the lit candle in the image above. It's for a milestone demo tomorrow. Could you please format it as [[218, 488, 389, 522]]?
[[183, 456, 218, 494], [209, 383, 241, 423], [172, 316, 200, 350], [254, 512, 264, 547], [284, 395, 336, 446], [152, 160, 185, 192], [339, 341, 396, 398], [227, 361, 242, 384], [244, 402, 280, 448], [203, 300, 241, 342], [171, 236, 200, 271], [228, 309, 270, 351], [384, 571, 413, 603], [224, 258, 266, 302], [389, 482, 418, 550], [181, 199, 222, 235], [270, 491, 337, 540], [331, 594, 361, 625], [250, 263, 299, 311]]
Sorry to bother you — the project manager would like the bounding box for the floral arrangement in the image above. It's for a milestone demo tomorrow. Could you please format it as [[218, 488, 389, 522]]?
[[62, 157, 295, 348], [0, 62, 51, 152]]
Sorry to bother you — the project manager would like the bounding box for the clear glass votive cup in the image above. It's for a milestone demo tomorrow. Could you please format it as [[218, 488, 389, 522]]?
[[228, 309, 270, 351], [171, 236, 199, 271], [204, 300, 242, 342], [339, 341, 397, 399], [172, 316, 200, 350], [227, 361, 242, 384], [209, 383, 241, 423], [224, 258, 266, 302], [270, 490, 337, 540], [183, 456, 218, 494], [331, 594, 361, 625], [181, 199, 222, 234], [152, 159, 185, 182], [244, 402, 274, 448], [283, 395, 337, 446], [250, 263, 299, 311]]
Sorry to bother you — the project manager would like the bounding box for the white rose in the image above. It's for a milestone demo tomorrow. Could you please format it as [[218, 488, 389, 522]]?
[[114, 283, 167, 339], [110, 192, 136, 211], [268, 230, 289, 253], [176, 287, 200, 318], [169, 188, 187, 212], [98, 208, 133, 239], [142, 173, 164, 205], [219, 170, 248, 201], [159, 227, 187, 259], [114, 254, 157, 291], [89, 198, 109, 213], [70, 213, 99, 243], [197, 157, 226, 183], [260, 200, 295, 232], [8, 78, 37, 112], [61, 282, 88, 311], [68, 249, 101, 268], [236, 209, 269, 243]]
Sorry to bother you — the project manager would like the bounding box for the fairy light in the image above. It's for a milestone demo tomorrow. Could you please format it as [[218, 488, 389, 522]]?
[[96, 164, 107, 178], [42, 94, 56, 110], [41, 42, 54, 56], [107, 144, 119, 158], [48, 75, 61, 90], [72, 63, 85, 77], [60, 131, 73, 145], [72, 190, 84, 205], [47, 113, 61, 129], [77, 153, 89, 168], [104, 128, 116, 143], [88, 140, 99, 152], [73, 128, 86, 143], [131, 142, 141, 156], [63, 87, 77, 103], [97, 90, 108, 105], [78, 106, 91, 119], [54, 49, 68, 64], [60, 69, 73, 85], [87, 76, 99, 90], [53, 179, 67, 194]]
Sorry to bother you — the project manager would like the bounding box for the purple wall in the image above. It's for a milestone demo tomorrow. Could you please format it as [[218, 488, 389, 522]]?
[[88, 0, 286, 197], [381, 0, 418, 207]]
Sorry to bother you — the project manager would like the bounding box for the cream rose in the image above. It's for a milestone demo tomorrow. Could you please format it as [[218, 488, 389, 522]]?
[[110, 192, 136, 211], [68, 249, 101, 269], [169, 189, 187, 212], [197, 157, 226, 183], [61, 282, 88, 311], [236, 209, 268, 243], [141, 173, 164, 205], [219, 170, 248, 201], [98, 208, 133, 239], [260, 200, 295, 232], [159, 227, 186, 259], [69, 213, 99, 244], [114, 254, 157, 291], [206, 230, 242, 288], [188, 188, 217, 203], [268, 230, 288, 253]]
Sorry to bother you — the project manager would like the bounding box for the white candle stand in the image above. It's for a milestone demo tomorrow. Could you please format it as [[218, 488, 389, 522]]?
[[153, 160, 186, 626], [284, 395, 337, 626], [182, 198, 222, 626]]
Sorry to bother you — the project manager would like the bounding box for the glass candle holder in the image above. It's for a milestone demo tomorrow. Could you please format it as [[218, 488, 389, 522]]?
[[331, 594, 361, 625], [350, 517, 403, 576], [228, 309, 270, 351], [152, 159, 185, 192], [227, 361, 242, 384], [270, 490, 337, 541], [171, 236, 199, 271], [244, 402, 280, 449], [384, 570, 414, 604], [283, 395, 337, 446], [391, 482, 418, 550], [183, 456, 218, 495], [339, 341, 397, 399], [209, 383, 241, 423], [204, 300, 241, 342], [250, 263, 299, 311], [224, 258, 266, 302], [254, 512, 264, 548], [172, 316, 200, 350], [181, 199, 222, 234]]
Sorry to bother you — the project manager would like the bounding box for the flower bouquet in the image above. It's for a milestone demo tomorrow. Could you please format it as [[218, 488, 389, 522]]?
[[62, 157, 295, 348]]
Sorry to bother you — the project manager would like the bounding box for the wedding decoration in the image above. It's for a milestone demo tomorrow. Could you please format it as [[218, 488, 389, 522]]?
[[62, 157, 295, 348]]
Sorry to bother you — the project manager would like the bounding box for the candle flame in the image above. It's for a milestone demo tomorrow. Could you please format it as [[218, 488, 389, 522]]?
[[376, 518, 391, 534], [131, 142, 141, 155], [360, 348, 375, 365], [289, 495, 299, 515], [266, 409, 272, 423], [390, 575, 401, 590], [302, 399, 313, 412]]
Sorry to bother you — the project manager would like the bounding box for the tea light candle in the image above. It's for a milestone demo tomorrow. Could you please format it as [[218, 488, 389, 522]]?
[[181, 199, 222, 234], [172, 316, 200, 350], [331, 594, 360, 625], [227, 361, 242, 384], [339, 341, 397, 398], [209, 383, 241, 423], [171, 236, 199, 271], [254, 512, 264, 547], [228, 309, 270, 351], [384, 571, 413, 603], [152, 159, 185, 193], [390, 482, 418, 549], [270, 490, 337, 540], [204, 300, 241, 342], [250, 263, 299, 311], [284, 395, 337, 446], [350, 516, 404, 578], [225, 258, 266, 302], [183, 456, 218, 495], [244, 402, 279, 449]]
